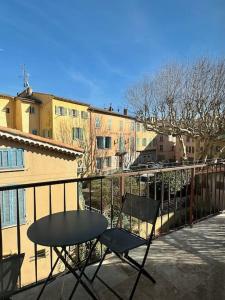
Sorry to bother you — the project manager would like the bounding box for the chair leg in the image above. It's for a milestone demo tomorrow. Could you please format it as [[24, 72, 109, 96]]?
[[129, 269, 143, 300], [91, 247, 109, 283], [141, 268, 156, 284]]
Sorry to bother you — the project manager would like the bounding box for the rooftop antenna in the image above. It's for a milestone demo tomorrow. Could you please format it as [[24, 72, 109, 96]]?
[[22, 64, 30, 88]]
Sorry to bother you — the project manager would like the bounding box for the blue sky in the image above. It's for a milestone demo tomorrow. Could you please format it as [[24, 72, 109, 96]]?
[[0, 0, 225, 110]]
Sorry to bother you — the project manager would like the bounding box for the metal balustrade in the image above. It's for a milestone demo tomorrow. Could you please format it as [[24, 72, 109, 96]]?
[[0, 162, 224, 295]]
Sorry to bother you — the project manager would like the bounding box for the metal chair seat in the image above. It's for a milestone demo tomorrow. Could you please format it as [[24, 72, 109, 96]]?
[[99, 228, 147, 253]]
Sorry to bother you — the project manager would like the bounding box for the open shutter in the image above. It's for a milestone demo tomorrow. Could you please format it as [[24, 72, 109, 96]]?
[[18, 189, 25, 224]]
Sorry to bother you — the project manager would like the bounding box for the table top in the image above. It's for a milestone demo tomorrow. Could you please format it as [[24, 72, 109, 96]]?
[[27, 210, 108, 247]]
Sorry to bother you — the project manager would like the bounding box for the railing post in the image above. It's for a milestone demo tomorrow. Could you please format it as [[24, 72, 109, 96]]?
[[120, 174, 125, 199], [189, 168, 195, 226]]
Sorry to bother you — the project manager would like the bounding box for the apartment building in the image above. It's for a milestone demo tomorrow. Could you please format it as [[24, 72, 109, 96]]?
[[89, 107, 136, 173], [0, 126, 82, 286], [0, 88, 160, 172], [135, 121, 157, 164]]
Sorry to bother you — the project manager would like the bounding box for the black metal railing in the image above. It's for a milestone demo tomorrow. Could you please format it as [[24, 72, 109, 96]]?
[[0, 162, 224, 294]]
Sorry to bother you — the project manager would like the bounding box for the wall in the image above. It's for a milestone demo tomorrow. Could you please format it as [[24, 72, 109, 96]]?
[[0, 138, 78, 286], [90, 111, 136, 172], [52, 98, 89, 147], [14, 97, 40, 134], [0, 96, 14, 128]]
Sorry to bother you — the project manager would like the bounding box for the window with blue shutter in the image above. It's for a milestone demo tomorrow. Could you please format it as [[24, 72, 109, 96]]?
[[72, 128, 83, 140], [95, 117, 101, 128], [0, 189, 25, 228], [96, 137, 104, 149], [0, 148, 24, 170], [105, 137, 111, 149]]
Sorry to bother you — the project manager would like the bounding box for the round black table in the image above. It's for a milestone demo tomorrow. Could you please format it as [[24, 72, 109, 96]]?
[[27, 210, 108, 247], [27, 210, 108, 300]]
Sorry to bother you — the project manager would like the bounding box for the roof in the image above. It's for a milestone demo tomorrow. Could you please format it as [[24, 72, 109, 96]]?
[[89, 106, 135, 120], [0, 93, 14, 99], [0, 126, 83, 157], [15, 96, 42, 105], [32, 92, 90, 107]]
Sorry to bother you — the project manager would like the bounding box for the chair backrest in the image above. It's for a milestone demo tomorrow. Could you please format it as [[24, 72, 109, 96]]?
[[122, 193, 160, 224], [0, 253, 25, 298]]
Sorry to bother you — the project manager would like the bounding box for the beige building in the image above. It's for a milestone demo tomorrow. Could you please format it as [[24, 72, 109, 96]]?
[[89, 107, 136, 173], [0, 126, 83, 286]]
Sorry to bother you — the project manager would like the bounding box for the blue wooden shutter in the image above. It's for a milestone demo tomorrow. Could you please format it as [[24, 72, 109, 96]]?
[[16, 149, 24, 168], [0, 189, 25, 227], [18, 189, 25, 224], [2, 150, 8, 168], [1, 191, 11, 226]]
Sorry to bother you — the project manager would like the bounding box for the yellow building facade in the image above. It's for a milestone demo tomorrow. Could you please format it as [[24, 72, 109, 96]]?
[[135, 121, 157, 164], [0, 89, 159, 172], [89, 107, 136, 173], [0, 126, 82, 286]]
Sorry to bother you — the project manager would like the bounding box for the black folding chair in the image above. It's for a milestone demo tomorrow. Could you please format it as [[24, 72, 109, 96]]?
[[0, 253, 25, 300], [91, 193, 161, 300]]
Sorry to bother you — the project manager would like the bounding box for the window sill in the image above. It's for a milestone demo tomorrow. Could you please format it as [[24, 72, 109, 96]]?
[[0, 168, 26, 173], [2, 222, 26, 230]]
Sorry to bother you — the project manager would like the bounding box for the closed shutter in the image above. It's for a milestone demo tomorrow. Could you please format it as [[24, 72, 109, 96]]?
[[0, 189, 25, 227], [16, 149, 24, 168]]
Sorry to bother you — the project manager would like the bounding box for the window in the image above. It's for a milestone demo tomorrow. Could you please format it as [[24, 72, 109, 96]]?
[[119, 136, 125, 152], [96, 158, 103, 169], [105, 157, 112, 167], [159, 145, 163, 152], [107, 118, 112, 130], [68, 109, 79, 117], [96, 137, 104, 149], [81, 111, 88, 119], [32, 129, 38, 135], [95, 117, 101, 128], [105, 137, 112, 149], [0, 189, 25, 228], [130, 137, 135, 151], [72, 128, 83, 140], [2, 107, 10, 113], [142, 125, 146, 132], [119, 120, 123, 131], [55, 106, 67, 116], [130, 122, 135, 131], [0, 148, 24, 170], [159, 135, 163, 142], [171, 145, 175, 151], [136, 123, 140, 132], [142, 138, 147, 146], [192, 147, 195, 153], [29, 106, 35, 114], [136, 138, 140, 146], [43, 129, 52, 138], [186, 136, 190, 142]]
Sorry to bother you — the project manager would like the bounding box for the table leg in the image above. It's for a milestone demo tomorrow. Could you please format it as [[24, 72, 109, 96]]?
[[63, 247, 91, 283], [69, 238, 99, 299], [36, 248, 64, 300], [54, 245, 98, 300]]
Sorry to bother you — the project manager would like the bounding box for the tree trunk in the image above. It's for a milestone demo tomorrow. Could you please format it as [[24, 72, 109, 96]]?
[[178, 135, 187, 161]]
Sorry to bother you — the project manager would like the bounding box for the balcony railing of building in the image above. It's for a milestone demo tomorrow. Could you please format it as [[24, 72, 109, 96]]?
[[0, 162, 225, 296]]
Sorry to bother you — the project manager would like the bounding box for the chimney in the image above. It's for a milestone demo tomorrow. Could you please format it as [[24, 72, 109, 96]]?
[[123, 108, 128, 116], [108, 104, 113, 111]]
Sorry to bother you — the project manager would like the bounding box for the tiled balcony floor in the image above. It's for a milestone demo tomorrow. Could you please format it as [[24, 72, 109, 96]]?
[[13, 213, 225, 300]]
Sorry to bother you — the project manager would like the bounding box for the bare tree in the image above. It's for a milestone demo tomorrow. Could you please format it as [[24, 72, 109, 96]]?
[[126, 58, 225, 161]]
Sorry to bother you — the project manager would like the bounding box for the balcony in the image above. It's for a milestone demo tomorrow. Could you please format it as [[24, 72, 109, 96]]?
[[1, 162, 225, 299], [12, 212, 225, 299]]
